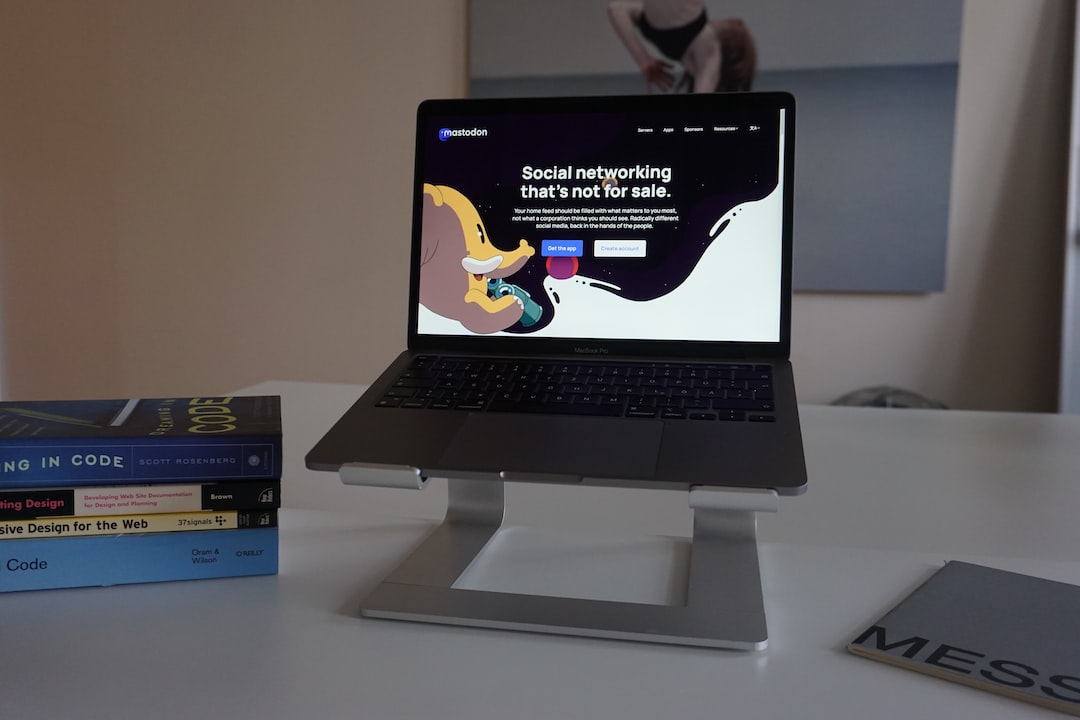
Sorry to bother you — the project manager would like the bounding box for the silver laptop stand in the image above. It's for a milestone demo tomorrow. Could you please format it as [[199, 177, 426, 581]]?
[[340, 465, 778, 650]]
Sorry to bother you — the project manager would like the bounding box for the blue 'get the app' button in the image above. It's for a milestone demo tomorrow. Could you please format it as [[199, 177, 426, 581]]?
[[541, 239, 584, 257]]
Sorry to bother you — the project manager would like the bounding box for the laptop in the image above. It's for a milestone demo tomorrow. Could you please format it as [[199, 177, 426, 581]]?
[[307, 92, 807, 494]]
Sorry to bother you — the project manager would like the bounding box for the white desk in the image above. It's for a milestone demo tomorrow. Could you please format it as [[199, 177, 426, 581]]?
[[3, 381, 1078, 719]]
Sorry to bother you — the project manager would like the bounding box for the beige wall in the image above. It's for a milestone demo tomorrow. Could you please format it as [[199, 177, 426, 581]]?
[[0, 0, 1071, 411]]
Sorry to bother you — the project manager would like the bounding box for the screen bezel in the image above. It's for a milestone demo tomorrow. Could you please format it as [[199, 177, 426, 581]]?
[[405, 92, 796, 360]]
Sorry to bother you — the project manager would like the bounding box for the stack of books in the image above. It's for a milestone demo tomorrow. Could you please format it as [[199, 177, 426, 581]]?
[[0, 395, 281, 592]]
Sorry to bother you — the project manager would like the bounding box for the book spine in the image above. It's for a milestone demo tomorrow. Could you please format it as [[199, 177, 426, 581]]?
[[0, 436, 282, 487], [0, 527, 278, 592], [0, 479, 281, 520], [0, 509, 277, 540]]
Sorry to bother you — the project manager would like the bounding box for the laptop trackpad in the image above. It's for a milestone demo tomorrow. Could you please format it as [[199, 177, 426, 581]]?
[[438, 415, 661, 482]]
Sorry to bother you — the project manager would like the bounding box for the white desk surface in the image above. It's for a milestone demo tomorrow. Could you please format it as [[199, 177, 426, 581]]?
[[3, 380, 1079, 719]]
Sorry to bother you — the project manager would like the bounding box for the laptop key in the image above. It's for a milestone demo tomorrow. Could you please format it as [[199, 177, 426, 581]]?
[[563, 403, 624, 417], [488, 402, 623, 417], [713, 397, 774, 411]]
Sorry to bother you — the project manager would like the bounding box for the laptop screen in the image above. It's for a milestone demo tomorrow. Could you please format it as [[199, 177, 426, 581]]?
[[410, 93, 794, 357]]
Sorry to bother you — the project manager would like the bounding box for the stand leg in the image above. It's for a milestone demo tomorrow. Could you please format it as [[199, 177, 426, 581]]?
[[381, 478, 503, 587]]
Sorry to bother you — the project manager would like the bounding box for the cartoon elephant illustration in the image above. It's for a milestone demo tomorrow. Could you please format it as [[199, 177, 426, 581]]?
[[420, 183, 535, 334]]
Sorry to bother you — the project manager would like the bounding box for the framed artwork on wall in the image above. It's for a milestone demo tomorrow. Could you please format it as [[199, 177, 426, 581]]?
[[470, 0, 963, 293]]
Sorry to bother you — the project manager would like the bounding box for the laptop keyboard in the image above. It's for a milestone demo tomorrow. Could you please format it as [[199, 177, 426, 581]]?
[[375, 356, 777, 422]]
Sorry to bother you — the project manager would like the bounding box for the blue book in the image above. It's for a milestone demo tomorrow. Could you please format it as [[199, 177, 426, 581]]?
[[0, 527, 278, 592], [0, 396, 281, 488]]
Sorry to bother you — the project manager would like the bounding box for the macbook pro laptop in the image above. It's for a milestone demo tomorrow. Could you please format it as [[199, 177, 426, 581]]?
[[307, 92, 807, 494]]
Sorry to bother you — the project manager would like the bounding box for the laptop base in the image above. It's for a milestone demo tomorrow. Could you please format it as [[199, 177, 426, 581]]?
[[345, 469, 778, 650]]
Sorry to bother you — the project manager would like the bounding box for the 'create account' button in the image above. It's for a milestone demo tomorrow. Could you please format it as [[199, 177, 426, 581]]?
[[594, 239, 647, 258], [541, 239, 584, 257]]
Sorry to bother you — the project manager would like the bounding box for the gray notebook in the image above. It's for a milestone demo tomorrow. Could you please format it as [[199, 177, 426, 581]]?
[[849, 561, 1080, 715]]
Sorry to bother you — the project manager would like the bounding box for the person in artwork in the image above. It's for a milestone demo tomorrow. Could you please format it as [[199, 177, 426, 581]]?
[[607, 0, 756, 93]]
